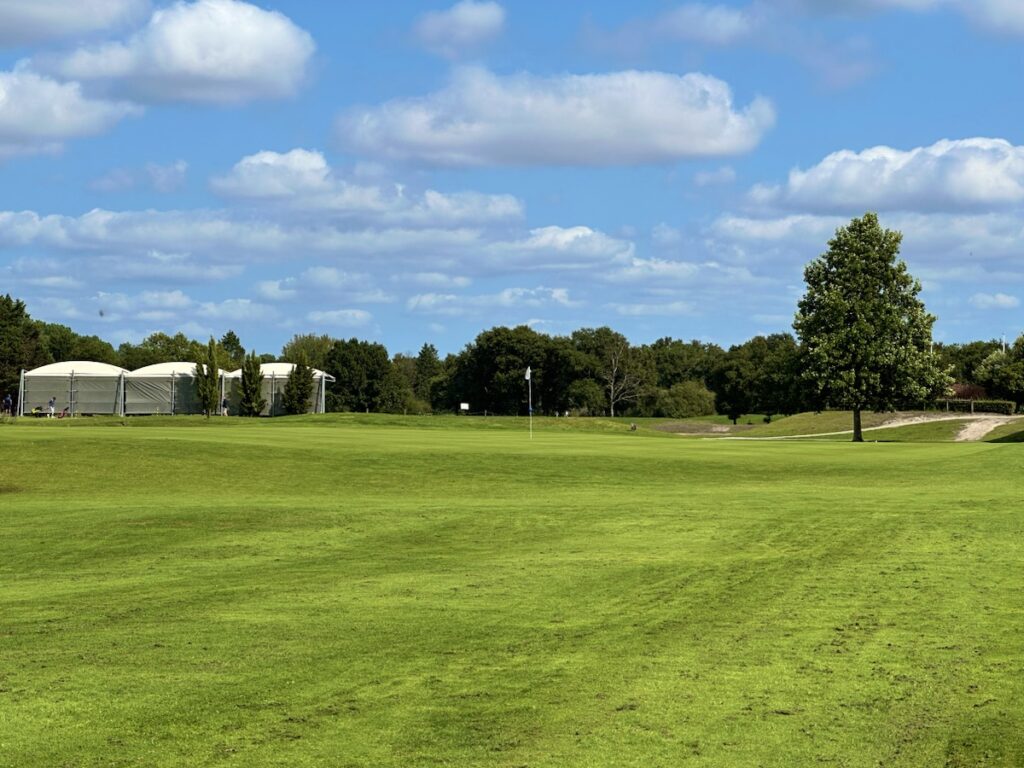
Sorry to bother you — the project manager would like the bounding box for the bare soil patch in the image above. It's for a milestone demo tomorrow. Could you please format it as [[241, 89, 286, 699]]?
[[654, 422, 755, 434]]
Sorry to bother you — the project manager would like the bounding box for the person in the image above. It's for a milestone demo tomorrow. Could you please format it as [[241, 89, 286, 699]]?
[[48, 397, 56, 418], [1, 393, 11, 416], [221, 396, 229, 417]]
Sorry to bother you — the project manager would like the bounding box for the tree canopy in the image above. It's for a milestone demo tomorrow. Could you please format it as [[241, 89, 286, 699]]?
[[794, 213, 949, 441]]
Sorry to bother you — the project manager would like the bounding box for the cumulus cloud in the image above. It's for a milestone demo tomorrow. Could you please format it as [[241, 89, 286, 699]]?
[[969, 292, 1020, 310], [0, 0, 149, 47], [37, 0, 315, 104], [751, 138, 1024, 212], [211, 148, 523, 224], [415, 1, 506, 59], [0, 69, 139, 158], [339, 67, 774, 167]]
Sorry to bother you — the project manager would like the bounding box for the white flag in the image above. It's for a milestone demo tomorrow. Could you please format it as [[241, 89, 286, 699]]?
[[525, 366, 531, 381]]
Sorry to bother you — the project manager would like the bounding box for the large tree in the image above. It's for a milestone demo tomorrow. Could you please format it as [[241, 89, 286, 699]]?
[[571, 327, 654, 417], [0, 295, 50, 407], [794, 213, 948, 441]]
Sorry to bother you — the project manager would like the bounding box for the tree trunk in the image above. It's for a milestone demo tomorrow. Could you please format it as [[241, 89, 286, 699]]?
[[852, 407, 863, 442]]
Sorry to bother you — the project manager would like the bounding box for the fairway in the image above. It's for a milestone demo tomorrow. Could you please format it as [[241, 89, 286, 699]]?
[[3, 418, 1024, 767]]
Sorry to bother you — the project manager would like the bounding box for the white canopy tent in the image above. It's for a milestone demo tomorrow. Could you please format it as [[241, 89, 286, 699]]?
[[20, 361, 129, 416], [224, 362, 333, 416], [124, 362, 206, 415]]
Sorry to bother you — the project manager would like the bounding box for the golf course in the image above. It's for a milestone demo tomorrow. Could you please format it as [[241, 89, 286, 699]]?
[[3, 414, 1024, 767]]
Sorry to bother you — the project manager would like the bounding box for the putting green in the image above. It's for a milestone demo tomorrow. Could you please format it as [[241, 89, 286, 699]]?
[[2, 417, 1023, 766]]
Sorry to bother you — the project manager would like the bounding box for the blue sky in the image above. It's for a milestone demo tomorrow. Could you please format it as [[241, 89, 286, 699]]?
[[1, 0, 1023, 356]]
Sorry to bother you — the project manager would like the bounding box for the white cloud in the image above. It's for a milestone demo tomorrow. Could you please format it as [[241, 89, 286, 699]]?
[[415, 1, 506, 59], [0, 0, 148, 47], [92, 160, 187, 192], [146, 160, 189, 192], [339, 67, 774, 167], [406, 286, 575, 315], [198, 297, 274, 322], [39, 0, 315, 104], [610, 257, 701, 283], [610, 300, 695, 316], [776, 0, 1024, 36], [392, 272, 472, 288], [694, 166, 737, 187], [483, 226, 635, 270], [969, 292, 1020, 310], [212, 148, 524, 224], [0, 69, 139, 158], [752, 138, 1024, 212], [652, 223, 683, 247], [660, 4, 754, 44], [306, 308, 372, 327], [962, 0, 1024, 36]]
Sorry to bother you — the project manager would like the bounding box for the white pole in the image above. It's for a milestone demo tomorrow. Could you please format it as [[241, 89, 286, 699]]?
[[528, 374, 533, 440], [18, 369, 25, 417]]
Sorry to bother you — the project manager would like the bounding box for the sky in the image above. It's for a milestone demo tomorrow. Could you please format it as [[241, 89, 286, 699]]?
[[1, 0, 1023, 357]]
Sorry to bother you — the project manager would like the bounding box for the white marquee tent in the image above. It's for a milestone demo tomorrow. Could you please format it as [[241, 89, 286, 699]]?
[[224, 362, 333, 416], [19, 361, 129, 416], [19, 360, 332, 417], [124, 362, 206, 415]]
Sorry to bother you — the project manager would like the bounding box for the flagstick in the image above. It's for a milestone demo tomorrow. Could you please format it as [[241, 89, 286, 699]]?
[[528, 374, 533, 440]]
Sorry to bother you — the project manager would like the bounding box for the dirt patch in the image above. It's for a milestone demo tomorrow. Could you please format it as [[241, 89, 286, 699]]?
[[955, 417, 1019, 442], [654, 422, 755, 434]]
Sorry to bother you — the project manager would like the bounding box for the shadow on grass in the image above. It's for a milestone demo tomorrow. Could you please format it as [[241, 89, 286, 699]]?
[[987, 428, 1024, 443]]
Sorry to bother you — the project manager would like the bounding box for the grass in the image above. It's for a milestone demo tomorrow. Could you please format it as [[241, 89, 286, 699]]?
[[811, 419, 971, 443], [3, 416, 1024, 766]]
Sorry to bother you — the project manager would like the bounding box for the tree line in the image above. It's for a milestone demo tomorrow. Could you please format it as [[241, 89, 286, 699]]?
[[2, 214, 1020, 427]]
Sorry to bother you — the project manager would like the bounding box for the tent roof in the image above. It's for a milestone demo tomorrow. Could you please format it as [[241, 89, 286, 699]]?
[[261, 362, 334, 381], [26, 361, 128, 376], [223, 363, 334, 382], [129, 362, 201, 376]]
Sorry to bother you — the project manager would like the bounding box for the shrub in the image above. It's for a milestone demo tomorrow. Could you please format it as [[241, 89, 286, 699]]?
[[653, 381, 716, 419]]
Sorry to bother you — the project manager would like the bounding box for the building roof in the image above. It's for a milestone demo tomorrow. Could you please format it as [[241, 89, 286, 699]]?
[[25, 361, 128, 377]]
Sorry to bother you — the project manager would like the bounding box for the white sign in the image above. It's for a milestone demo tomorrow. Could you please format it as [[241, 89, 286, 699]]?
[[460, 403, 470, 411]]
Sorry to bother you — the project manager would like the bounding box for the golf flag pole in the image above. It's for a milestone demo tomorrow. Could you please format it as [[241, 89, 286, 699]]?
[[525, 366, 532, 440]]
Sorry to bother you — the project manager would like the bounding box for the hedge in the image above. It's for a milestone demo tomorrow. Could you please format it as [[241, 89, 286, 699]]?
[[937, 398, 1016, 415]]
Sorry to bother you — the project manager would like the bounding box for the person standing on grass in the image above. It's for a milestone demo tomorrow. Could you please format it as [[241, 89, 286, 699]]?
[[2, 393, 11, 416], [48, 397, 56, 418], [221, 396, 229, 417]]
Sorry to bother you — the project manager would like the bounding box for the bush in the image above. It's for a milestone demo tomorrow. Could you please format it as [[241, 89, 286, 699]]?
[[937, 398, 1015, 415], [653, 381, 716, 419]]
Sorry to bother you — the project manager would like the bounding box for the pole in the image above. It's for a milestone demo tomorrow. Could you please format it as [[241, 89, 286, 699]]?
[[528, 375, 533, 440], [17, 369, 24, 417]]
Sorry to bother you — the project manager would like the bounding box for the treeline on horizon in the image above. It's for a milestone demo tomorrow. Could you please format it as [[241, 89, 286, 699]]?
[[2, 293, 1023, 420]]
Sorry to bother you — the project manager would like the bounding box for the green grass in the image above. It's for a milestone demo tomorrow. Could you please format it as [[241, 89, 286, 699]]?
[[737, 410, 903, 437], [3, 417, 1024, 766], [810, 419, 971, 443]]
